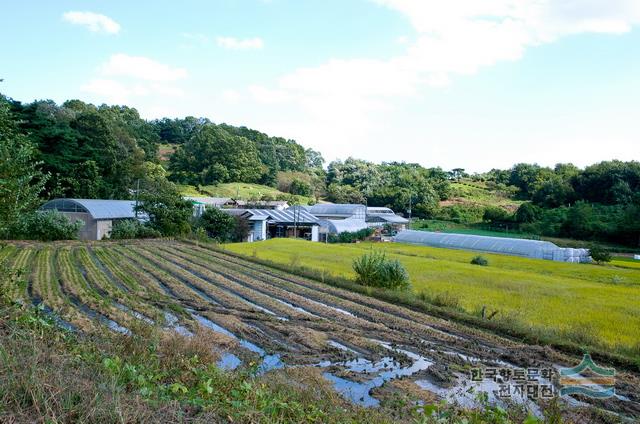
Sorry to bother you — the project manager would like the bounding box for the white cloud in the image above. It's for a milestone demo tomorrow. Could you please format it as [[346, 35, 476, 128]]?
[[81, 55, 187, 105], [100, 54, 187, 82], [216, 36, 264, 50], [242, 0, 640, 159], [62, 11, 120, 34]]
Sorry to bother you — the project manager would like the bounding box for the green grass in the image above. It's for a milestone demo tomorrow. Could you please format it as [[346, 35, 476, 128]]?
[[412, 220, 529, 239], [611, 256, 640, 270], [448, 181, 522, 210], [178, 182, 314, 204], [225, 239, 640, 356]]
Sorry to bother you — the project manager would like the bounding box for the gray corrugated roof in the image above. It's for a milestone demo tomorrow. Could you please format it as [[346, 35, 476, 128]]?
[[368, 214, 409, 224], [246, 208, 318, 224], [40, 199, 137, 220], [309, 204, 366, 216]]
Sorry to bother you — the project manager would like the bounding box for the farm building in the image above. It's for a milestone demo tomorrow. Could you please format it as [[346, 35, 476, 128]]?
[[308, 204, 367, 220], [186, 197, 237, 217], [39, 198, 139, 240], [393, 230, 591, 263], [308, 203, 408, 238], [317, 217, 369, 241], [366, 207, 409, 231], [223, 208, 320, 242]]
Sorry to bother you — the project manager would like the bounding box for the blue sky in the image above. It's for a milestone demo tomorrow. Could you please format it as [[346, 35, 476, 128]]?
[[1, 0, 639, 171]]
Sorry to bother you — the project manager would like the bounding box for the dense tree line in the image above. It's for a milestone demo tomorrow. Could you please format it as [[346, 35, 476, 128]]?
[[2, 92, 638, 247], [479, 161, 640, 247], [325, 158, 451, 217]]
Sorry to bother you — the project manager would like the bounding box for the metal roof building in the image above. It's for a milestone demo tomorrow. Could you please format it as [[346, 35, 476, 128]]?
[[40, 198, 139, 240], [366, 207, 409, 225], [393, 230, 591, 262], [308, 204, 367, 220], [319, 218, 368, 234]]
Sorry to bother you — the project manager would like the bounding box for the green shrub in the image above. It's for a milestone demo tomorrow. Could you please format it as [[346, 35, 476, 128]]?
[[352, 250, 410, 290], [589, 245, 612, 264], [470, 255, 489, 266], [18, 211, 83, 241], [110, 219, 161, 239], [328, 227, 374, 243]]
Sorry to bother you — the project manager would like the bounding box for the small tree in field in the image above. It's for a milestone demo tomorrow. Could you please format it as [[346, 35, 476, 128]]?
[[352, 250, 410, 290], [589, 245, 611, 264]]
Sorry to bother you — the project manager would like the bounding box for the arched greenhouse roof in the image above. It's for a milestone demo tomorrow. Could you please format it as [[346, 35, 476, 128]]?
[[309, 204, 366, 216], [321, 218, 368, 234], [40, 199, 137, 220], [393, 230, 562, 259]]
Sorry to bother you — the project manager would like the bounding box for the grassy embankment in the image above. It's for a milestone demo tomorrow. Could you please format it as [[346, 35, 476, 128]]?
[[445, 181, 522, 211], [225, 239, 640, 363], [178, 182, 314, 205]]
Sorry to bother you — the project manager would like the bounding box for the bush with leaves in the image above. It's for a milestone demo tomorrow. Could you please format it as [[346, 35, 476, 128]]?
[[109, 219, 161, 239], [328, 227, 374, 243], [352, 250, 410, 290], [18, 211, 83, 241], [589, 245, 612, 264], [470, 255, 489, 266], [196, 208, 249, 242]]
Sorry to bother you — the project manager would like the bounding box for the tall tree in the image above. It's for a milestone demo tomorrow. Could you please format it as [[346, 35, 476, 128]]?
[[0, 95, 48, 238]]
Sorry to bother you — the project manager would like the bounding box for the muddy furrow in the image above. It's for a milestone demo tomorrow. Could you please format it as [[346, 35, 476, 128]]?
[[111, 245, 209, 308], [74, 247, 159, 323], [160, 244, 374, 323], [185, 244, 526, 357], [136, 245, 291, 319], [149, 244, 329, 321], [86, 245, 131, 293], [171, 243, 487, 354]]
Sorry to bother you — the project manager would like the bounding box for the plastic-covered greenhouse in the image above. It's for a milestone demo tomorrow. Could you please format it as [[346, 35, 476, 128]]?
[[393, 230, 591, 263], [319, 218, 368, 234]]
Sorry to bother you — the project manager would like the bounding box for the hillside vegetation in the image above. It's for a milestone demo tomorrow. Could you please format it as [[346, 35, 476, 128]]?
[[178, 182, 314, 205], [225, 239, 640, 360]]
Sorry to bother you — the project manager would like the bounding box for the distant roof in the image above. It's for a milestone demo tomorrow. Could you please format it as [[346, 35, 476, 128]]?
[[309, 204, 366, 216], [245, 208, 319, 225], [320, 218, 368, 234], [185, 196, 231, 205], [367, 207, 395, 214], [40, 199, 137, 220], [367, 214, 409, 224]]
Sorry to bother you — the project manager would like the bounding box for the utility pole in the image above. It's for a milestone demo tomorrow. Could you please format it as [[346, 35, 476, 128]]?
[[407, 194, 412, 230], [134, 179, 140, 219], [292, 204, 298, 239]]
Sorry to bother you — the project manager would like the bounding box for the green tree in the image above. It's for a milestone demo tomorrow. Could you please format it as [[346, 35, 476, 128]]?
[[198, 208, 237, 241], [19, 210, 83, 241], [515, 202, 541, 224], [0, 96, 48, 238], [137, 176, 193, 237], [170, 125, 264, 184]]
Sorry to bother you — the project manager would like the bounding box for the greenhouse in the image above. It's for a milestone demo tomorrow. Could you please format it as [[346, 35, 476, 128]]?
[[393, 230, 591, 263]]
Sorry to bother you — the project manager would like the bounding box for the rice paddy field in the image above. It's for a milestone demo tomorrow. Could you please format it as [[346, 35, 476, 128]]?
[[225, 239, 640, 357], [3, 239, 640, 421]]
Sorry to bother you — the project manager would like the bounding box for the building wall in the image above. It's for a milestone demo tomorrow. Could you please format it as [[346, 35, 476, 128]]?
[[252, 221, 267, 241], [311, 226, 319, 242], [96, 220, 113, 240], [60, 212, 96, 240]]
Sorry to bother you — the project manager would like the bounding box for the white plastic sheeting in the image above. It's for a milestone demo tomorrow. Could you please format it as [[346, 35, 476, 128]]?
[[393, 230, 591, 263], [320, 218, 369, 234]]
